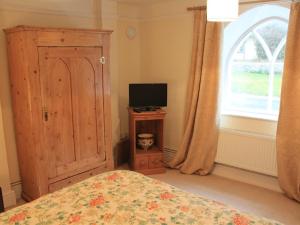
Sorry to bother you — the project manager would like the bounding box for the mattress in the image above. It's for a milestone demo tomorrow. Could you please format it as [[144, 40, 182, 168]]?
[[0, 170, 282, 224]]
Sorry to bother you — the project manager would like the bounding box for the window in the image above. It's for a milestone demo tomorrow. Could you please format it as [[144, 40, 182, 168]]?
[[222, 5, 290, 120]]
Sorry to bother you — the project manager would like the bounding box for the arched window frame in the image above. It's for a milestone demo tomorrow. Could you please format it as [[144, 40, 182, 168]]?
[[221, 5, 290, 120]]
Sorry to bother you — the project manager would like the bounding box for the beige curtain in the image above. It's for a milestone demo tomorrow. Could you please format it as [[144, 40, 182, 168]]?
[[276, 2, 300, 202], [169, 10, 222, 175]]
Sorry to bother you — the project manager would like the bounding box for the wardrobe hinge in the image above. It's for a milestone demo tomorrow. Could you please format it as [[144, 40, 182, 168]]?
[[99, 56, 105, 65]]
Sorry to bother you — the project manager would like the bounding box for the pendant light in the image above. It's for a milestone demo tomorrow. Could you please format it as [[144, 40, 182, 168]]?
[[207, 0, 239, 22]]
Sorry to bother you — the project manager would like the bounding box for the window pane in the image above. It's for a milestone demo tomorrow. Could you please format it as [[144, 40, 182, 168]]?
[[256, 20, 288, 54], [226, 94, 269, 112], [272, 62, 283, 113], [272, 97, 280, 112], [273, 63, 283, 97], [223, 12, 289, 118], [231, 64, 269, 96], [233, 33, 268, 62]]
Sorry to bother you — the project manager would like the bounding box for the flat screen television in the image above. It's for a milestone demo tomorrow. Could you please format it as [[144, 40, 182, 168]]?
[[129, 83, 167, 109]]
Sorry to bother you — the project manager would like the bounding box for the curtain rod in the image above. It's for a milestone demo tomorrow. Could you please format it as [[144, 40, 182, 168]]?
[[187, 0, 294, 11]]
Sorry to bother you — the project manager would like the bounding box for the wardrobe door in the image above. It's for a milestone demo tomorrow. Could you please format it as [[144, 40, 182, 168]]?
[[39, 47, 105, 179]]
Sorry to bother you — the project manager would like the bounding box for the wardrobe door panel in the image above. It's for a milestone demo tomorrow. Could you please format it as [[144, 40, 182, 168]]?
[[39, 48, 75, 179], [70, 53, 105, 161], [39, 47, 105, 179]]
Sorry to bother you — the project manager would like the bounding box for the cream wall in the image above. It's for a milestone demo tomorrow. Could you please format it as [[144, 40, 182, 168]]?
[[101, 0, 142, 141], [140, 0, 203, 149], [140, 16, 192, 149], [116, 0, 197, 141], [0, 105, 15, 207], [101, 0, 121, 147], [117, 3, 142, 137]]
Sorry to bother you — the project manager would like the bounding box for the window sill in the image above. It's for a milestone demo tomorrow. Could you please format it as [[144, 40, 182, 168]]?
[[221, 110, 278, 122]]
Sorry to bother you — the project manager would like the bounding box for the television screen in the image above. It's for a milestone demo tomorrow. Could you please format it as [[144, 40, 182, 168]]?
[[129, 83, 167, 108]]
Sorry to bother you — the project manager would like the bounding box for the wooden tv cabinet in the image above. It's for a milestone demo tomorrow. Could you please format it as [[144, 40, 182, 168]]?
[[128, 108, 166, 175]]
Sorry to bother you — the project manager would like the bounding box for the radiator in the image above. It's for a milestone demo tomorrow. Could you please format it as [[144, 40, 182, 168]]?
[[163, 148, 177, 164], [163, 129, 277, 177], [216, 129, 277, 176]]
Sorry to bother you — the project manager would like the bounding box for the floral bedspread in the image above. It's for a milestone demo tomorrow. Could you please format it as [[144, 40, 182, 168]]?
[[0, 170, 282, 225]]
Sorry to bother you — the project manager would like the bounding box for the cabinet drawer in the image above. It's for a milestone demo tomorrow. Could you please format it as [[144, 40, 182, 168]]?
[[48, 167, 106, 192], [135, 156, 148, 170], [149, 155, 164, 169]]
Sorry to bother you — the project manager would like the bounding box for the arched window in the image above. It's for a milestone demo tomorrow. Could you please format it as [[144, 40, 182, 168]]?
[[222, 5, 289, 120]]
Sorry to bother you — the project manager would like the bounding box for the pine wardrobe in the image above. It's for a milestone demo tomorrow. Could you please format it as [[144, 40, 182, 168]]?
[[5, 26, 114, 201]]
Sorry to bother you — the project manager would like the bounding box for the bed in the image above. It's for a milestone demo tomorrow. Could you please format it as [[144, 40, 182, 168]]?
[[0, 170, 282, 225]]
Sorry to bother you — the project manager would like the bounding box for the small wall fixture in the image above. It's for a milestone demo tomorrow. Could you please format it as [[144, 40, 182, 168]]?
[[126, 26, 137, 40], [207, 0, 239, 22]]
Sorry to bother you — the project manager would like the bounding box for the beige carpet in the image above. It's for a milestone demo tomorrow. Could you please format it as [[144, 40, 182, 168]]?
[[150, 169, 300, 225]]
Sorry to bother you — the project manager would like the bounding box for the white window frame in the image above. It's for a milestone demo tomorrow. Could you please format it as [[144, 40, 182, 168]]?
[[221, 5, 290, 121]]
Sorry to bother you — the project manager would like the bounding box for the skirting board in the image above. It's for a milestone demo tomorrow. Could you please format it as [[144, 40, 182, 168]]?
[[3, 189, 16, 208], [213, 163, 282, 193]]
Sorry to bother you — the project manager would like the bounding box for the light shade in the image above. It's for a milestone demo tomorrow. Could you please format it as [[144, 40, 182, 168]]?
[[207, 0, 239, 22]]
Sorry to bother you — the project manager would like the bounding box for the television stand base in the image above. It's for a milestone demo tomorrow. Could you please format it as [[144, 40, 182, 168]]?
[[133, 106, 160, 113]]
